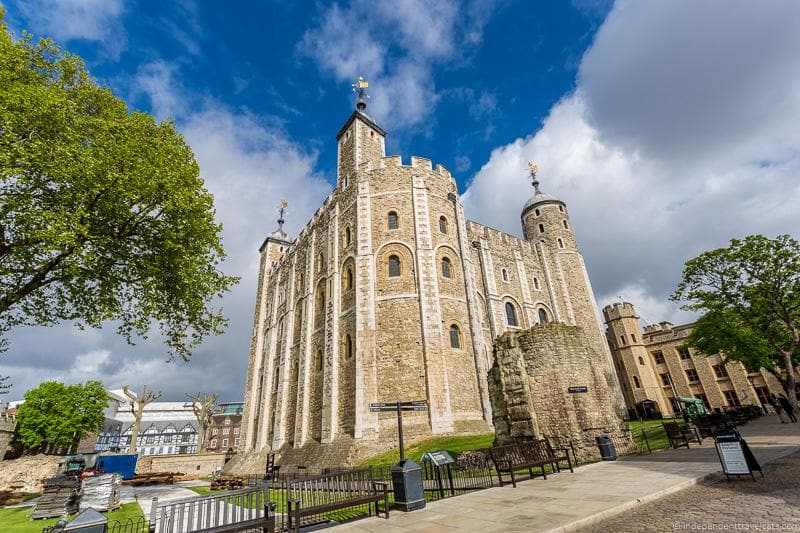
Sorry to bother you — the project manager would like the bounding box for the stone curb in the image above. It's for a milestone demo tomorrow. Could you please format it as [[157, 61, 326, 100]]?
[[546, 445, 800, 533]]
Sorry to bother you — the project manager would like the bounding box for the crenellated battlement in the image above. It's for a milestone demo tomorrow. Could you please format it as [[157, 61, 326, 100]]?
[[602, 302, 638, 321]]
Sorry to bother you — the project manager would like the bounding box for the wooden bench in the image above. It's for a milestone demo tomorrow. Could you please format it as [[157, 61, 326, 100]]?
[[543, 438, 574, 473], [486, 443, 552, 487], [286, 467, 389, 532], [662, 422, 697, 449]]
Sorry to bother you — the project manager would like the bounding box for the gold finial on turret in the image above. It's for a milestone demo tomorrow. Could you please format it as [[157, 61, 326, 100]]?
[[352, 76, 370, 111], [527, 161, 541, 193]]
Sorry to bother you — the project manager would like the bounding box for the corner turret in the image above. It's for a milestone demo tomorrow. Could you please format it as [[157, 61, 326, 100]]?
[[520, 164, 575, 252], [336, 77, 386, 187]]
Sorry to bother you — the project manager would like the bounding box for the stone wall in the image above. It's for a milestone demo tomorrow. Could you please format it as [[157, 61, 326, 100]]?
[[489, 324, 624, 461], [136, 452, 226, 478], [0, 413, 17, 460], [0, 454, 60, 492]]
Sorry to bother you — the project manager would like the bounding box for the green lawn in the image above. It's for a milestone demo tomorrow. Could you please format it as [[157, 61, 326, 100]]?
[[626, 418, 684, 452], [358, 433, 495, 468], [0, 502, 143, 533], [187, 486, 214, 496]]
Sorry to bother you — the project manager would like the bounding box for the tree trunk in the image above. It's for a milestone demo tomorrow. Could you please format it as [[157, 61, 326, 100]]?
[[784, 352, 798, 409], [129, 410, 142, 454]]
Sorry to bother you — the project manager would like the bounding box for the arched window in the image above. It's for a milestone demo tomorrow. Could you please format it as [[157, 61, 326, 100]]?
[[345, 334, 353, 359], [633, 376, 641, 388], [534, 208, 540, 217], [316, 349, 323, 371], [441, 257, 452, 278], [538, 223, 545, 233], [344, 267, 353, 290], [559, 205, 564, 213], [563, 220, 569, 229], [501, 269, 508, 282], [388, 211, 399, 230], [533, 277, 540, 290], [388, 255, 401, 277], [631, 334, 637, 343], [344, 227, 351, 246], [557, 238, 564, 249], [449, 325, 461, 348], [619, 334, 626, 345], [318, 252, 325, 270], [638, 356, 644, 366], [297, 273, 304, 293], [439, 216, 448, 234], [538, 308, 549, 323], [505, 302, 518, 327], [315, 288, 325, 328]]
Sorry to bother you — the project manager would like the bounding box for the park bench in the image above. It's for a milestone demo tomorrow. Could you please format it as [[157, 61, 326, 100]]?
[[543, 438, 574, 473], [286, 467, 389, 532], [662, 422, 700, 449], [486, 442, 552, 487]]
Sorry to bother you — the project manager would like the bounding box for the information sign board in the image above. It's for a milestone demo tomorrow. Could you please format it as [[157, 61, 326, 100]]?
[[568, 386, 588, 393]]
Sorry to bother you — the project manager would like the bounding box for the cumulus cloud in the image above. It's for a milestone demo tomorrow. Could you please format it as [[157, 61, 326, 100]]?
[[299, 0, 498, 129], [3, 60, 332, 400], [16, 0, 127, 59], [463, 1, 800, 324]]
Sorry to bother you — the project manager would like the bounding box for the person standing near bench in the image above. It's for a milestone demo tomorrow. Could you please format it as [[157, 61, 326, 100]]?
[[778, 394, 797, 423], [770, 394, 788, 423]]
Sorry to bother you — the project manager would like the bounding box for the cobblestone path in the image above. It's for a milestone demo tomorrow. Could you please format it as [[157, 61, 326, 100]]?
[[587, 450, 800, 532]]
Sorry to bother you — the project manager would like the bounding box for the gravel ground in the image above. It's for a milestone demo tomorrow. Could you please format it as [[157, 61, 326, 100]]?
[[586, 449, 800, 532]]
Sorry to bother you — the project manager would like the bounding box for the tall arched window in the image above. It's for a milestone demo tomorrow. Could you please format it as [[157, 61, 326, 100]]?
[[505, 302, 518, 327], [538, 223, 545, 233], [317, 252, 325, 270], [344, 267, 353, 290], [388, 255, 401, 277], [316, 349, 323, 371], [439, 216, 448, 234], [449, 325, 461, 348], [557, 238, 564, 249], [633, 376, 641, 388], [315, 288, 325, 328], [441, 257, 452, 278], [297, 273, 304, 293], [533, 277, 540, 290], [538, 308, 549, 323], [388, 211, 399, 230], [501, 269, 508, 282], [638, 356, 644, 366], [344, 227, 351, 246]]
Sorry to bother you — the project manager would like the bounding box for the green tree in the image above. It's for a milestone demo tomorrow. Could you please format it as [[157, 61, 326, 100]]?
[[672, 234, 800, 406], [16, 380, 108, 451], [0, 11, 237, 366]]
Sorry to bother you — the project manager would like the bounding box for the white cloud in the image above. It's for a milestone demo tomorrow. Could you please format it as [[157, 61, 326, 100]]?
[[299, 0, 497, 129], [463, 1, 800, 325], [17, 0, 126, 59]]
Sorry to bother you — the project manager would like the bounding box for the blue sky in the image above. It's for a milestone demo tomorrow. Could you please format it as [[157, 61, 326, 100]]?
[[2, 1, 800, 402]]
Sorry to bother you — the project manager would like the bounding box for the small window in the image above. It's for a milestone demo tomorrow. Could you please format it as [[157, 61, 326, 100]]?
[[685, 369, 699, 382], [559, 205, 564, 213], [388, 255, 401, 277], [345, 334, 353, 359], [619, 335, 626, 346], [316, 349, 323, 371], [714, 364, 729, 379], [534, 208, 540, 217], [505, 302, 518, 327], [233, 428, 239, 435], [660, 373, 672, 386], [344, 227, 351, 246], [344, 267, 354, 290], [723, 390, 740, 407], [439, 216, 448, 234], [678, 346, 691, 360], [638, 356, 644, 366], [222, 428, 230, 435], [631, 334, 637, 343], [318, 252, 325, 270], [538, 308, 548, 323], [501, 269, 508, 282], [557, 238, 564, 249], [652, 351, 665, 364], [533, 277, 540, 290], [441, 257, 452, 278], [633, 376, 641, 388], [538, 223, 545, 233], [222, 439, 228, 448], [224, 419, 231, 425], [388, 211, 399, 230], [563, 220, 569, 229], [449, 325, 461, 349]]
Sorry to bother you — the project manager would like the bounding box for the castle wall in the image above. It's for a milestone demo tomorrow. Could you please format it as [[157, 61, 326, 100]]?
[[488, 325, 624, 462]]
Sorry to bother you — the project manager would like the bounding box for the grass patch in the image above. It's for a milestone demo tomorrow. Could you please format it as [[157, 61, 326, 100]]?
[[0, 502, 143, 533], [358, 433, 495, 468], [187, 486, 214, 496]]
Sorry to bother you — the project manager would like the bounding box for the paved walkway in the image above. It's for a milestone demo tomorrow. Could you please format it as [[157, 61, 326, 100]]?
[[334, 415, 800, 532], [120, 482, 199, 518]]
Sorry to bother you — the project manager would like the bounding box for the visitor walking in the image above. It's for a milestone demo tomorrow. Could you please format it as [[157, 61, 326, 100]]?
[[778, 394, 797, 423], [770, 394, 788, 423]]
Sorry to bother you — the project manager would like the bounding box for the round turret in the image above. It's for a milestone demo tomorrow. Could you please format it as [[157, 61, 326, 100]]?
[[520, 165, 575, 250]]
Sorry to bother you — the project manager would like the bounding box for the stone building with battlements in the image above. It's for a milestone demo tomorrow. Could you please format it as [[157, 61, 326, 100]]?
[[237, 89, 624, 469], [603, 301, 785, 419]]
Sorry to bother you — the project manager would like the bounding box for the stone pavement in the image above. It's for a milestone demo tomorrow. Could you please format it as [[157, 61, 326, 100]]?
[[120, 482, 199, 518], [333, 415, 800, 532]]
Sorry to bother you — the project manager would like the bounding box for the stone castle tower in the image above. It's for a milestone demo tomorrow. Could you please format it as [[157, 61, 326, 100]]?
[[237, 85, 623, 466]]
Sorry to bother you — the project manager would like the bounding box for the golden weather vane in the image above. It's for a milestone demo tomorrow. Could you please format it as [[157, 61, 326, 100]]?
[[352, 76, 370, 109]]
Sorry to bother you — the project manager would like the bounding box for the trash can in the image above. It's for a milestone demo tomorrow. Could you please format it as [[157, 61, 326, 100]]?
[[596, 435, 617, 461]]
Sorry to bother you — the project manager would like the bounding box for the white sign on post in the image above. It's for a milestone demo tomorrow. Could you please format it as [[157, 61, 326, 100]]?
[[717, 441, 750, 475]]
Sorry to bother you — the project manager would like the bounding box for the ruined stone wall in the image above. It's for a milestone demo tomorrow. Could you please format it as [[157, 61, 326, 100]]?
[[0, 413, 17, 460], [136, 452, 226, 478], [489, 325, 624, 462]]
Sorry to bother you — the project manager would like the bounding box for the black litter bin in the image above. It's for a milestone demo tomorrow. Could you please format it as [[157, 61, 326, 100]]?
[[596, 435, 617, 461]]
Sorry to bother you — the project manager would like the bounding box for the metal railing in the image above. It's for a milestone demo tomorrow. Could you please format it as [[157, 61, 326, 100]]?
[[149, 487, 271, 533]]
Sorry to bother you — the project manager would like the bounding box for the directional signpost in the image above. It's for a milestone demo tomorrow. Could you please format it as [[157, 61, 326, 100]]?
[[370, 400, 428, 511]]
